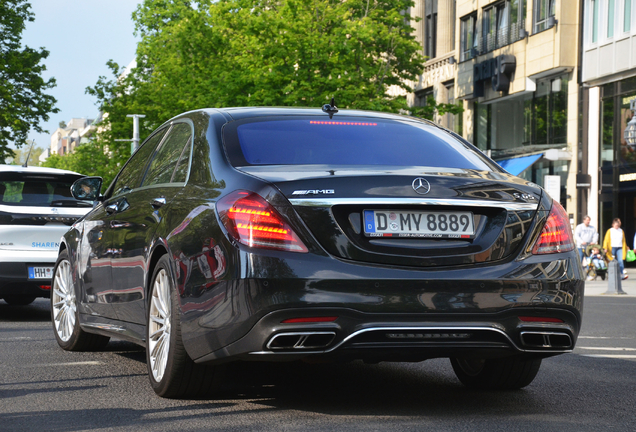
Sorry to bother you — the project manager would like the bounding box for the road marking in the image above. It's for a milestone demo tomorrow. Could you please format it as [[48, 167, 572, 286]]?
[[578, 336, 634, 339], [577, 347, 636, 351], [580, 354, 636, 359], [24, 361, 103, 367]]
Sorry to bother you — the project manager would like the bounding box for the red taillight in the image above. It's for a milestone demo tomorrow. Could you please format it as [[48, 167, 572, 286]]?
[[39, 285, 51, 290], [519, 316, 564, 323], [532, 200, 575, 255], [217, 191, 308, 253], [281, 317, 338, 323]]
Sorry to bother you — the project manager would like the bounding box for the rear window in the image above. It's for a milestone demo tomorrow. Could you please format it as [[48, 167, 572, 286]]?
[[0, 173, 92, 207], [224, 117, 494, 171]]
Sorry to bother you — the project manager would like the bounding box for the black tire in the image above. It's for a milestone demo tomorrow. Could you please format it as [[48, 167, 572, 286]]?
[[2, 295, 36, 306], [450, 356, 542, 390], [51, 250, 110, 351], [146, 255, 217, 399], [600, 273, 606, 280]]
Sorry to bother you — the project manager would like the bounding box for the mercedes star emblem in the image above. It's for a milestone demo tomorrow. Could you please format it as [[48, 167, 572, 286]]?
[[412, 177, 431, 195]]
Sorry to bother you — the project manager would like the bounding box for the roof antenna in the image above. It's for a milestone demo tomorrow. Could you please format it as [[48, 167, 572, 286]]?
[[322, 97, 338, 119], [22, 139, 36, 167]]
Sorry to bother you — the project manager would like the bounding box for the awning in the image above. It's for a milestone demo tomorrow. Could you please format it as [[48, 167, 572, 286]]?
[[497, 153, 543, 176]]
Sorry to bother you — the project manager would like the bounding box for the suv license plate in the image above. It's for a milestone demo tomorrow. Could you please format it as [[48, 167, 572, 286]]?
[[363, 210, 475, 238], [28, 267, 53, 279]]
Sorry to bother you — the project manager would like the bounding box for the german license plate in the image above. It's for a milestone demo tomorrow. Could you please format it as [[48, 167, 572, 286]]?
[[363, 210, 475, 238], [28, 267, 53, 279]]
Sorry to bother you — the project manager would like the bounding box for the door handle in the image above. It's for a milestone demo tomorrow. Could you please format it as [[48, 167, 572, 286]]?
[[151, 197, 166, 209]]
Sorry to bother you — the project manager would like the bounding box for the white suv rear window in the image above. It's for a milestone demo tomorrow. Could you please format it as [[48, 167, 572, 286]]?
[[0, 173, 92, 208]]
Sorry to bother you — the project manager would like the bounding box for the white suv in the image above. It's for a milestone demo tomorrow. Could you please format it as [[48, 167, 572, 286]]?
[[0, 165, 93, 305]]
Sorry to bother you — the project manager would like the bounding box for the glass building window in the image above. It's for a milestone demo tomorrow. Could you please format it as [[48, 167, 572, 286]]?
[[625, 0, 632, 32], [483, 1, 524, 52], [608, 0, 615, 38], [460, 13, 478, 61], [591, 0, 599, 42], [473, 75, 569, 157], [534, 0, 555, 33], [425, 0, 438, 59]]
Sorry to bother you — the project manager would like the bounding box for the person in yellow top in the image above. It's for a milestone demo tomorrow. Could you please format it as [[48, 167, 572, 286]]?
[[602, 218, 630, 280]]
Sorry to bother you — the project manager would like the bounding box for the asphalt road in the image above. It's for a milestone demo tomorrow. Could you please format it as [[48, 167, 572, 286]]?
[[1, 296, 635, 432]]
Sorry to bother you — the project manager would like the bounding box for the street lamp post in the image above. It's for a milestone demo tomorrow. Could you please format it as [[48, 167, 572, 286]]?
[[115, 114, 146, 153], [624, 99, 636, 148], [127, 114, 146, 152]]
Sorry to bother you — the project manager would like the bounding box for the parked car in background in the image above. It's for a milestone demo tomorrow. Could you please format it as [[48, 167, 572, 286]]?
[[0, 165, 93, 305], [51, 106, 584, 398]]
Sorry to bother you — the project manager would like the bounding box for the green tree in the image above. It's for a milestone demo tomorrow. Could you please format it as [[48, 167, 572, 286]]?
[[7, 143, 43, 166], [0, 0, 58, 163], [52, 0, 461, 184]]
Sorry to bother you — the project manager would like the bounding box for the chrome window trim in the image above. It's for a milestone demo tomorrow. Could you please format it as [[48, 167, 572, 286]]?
[[288, 198, 538, 212]]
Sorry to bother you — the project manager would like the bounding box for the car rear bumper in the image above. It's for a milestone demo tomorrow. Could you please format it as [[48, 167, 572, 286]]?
[[180, 250, 584, 365], [0, 258, 56, 298], [193, 305, 580, 364]]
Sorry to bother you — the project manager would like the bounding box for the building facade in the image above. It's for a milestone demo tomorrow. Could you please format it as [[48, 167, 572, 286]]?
[[413, 0, 582, 226], [49, 118, 98, 157], [581, 0, 636, 246]]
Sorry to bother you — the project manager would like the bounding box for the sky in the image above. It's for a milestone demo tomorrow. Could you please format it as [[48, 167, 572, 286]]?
[[16, 0, 141, 152]]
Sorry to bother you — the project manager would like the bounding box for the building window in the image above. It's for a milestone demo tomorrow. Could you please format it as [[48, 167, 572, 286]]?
[[625, 0, 632, 32], [483, 1, 524, 53], [473, 74, 569, 156], [425, 0, 438, 59], [460, 13, 478, 61], [591, 0, 599, 42], [534, 0, 555, 33], [608, 0, 616, 37], [444, 84, 458, 132], [414, 88, 434, 108]]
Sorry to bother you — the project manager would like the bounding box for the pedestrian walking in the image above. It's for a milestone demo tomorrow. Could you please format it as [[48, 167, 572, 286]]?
[[574, 216, 598, 263], [603, 218, 629, 280]]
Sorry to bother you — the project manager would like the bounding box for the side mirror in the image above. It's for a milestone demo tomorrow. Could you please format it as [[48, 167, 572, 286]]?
[[71, 176, 103, 201]]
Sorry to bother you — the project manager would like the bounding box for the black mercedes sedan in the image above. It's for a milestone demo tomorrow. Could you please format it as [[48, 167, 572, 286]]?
[[51, 106, 584, 398]]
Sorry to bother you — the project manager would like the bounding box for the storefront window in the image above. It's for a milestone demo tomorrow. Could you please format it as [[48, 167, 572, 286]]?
[[599, 82, 636, 242], [529, 76, 569, 145], [475, 102, 491, 151]]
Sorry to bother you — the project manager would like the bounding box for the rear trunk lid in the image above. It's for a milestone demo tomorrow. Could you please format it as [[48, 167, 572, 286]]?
[[238, 165, 542, 268]]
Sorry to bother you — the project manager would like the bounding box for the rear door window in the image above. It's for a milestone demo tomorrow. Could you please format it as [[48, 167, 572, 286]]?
[[110, 127, 168, 198], [0, 173, 91, 207], [142, 122, 192, 186], [223, 117, 495, 171]]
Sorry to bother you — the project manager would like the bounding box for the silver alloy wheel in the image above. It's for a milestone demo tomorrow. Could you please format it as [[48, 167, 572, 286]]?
[[148, 268, 172, 382], [52, 260, 76, 342]]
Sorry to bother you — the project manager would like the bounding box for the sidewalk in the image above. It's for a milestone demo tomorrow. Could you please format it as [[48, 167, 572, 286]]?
[[584, 268, 636, 297]]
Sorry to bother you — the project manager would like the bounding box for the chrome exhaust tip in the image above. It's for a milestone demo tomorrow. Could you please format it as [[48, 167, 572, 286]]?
[[267, 332, 336, 350], [520, 331, 572, 349]]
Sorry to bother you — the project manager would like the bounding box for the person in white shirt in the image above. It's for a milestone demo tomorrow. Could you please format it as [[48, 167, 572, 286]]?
[[574, 216, 598, 262], [603, 218, 629, 280]]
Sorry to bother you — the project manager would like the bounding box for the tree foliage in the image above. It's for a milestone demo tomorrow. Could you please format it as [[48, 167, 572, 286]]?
[[0, 0, 58, 163], [7, 144, 43, 166], [49, 0, 461, 184]]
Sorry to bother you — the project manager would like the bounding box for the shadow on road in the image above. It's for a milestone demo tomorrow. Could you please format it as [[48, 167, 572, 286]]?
[[0, 355, 635, 430], [0, 299, 50, 323]]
